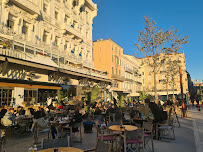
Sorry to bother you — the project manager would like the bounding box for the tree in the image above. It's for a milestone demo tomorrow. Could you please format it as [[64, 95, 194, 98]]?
[[164, 58, 180, 102], [90, 85, 99, 102], [139, 91, 151, 104], [135, 16, 188, 103]]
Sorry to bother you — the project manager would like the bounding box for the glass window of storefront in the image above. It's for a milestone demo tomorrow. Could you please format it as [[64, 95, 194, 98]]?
[[24, 89, 38, 105], [0, 88, 14, 106]]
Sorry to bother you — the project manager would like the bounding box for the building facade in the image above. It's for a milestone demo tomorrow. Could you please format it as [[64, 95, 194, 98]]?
[[121, 54, 142, 97], [139, 52, 189, 101], [93, 39, 142, 100], [0, 0, 111, 106], [93, 39, 124, 94]]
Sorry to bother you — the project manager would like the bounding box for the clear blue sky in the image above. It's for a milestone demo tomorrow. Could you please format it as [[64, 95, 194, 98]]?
[[92, 0, 203, 80]]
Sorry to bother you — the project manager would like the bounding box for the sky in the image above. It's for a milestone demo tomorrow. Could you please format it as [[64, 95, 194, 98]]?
[[92, 0, 203, 81]]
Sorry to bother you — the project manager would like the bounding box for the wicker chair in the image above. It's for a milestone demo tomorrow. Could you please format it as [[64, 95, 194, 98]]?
[[143, 121, 154, 152], [158, 118, 175, 142], [122, 128, 144, 152], [84, 140, 112, 152]]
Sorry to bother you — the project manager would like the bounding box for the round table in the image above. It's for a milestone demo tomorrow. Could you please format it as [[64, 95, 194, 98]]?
[[38, 147, 84, 152], [109, 125, 138, 132]]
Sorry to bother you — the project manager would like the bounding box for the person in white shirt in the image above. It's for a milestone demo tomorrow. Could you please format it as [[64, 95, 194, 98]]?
[[47, 97, 52, 106]]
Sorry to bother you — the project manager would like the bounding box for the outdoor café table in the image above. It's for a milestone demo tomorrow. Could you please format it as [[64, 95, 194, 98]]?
[[109, 125, 138, 151], [38, 147, 84, 152], [50, 121, 69, 126], [109, 125, 138, 132]]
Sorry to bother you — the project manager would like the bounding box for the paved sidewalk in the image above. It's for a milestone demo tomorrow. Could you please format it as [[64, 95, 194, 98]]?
[[190, 105, 203, 152], [3, 108, 197, 152]]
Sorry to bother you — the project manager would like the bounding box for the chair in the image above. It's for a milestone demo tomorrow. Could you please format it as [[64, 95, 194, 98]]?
[[158, 118, 175, 142], [143, 121, 154, 152], [63, 122, 82, 143], [122, 128, 144, 152], [62, 125, 73, 146], [96, 124, 117, 151], [41, 136, 69, 149], [84, 140, 112, 152]]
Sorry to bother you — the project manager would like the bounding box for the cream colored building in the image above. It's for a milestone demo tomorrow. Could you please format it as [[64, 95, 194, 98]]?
[[0, 0, 111, 106], [139, 52, 189, 101], [121, 54, 142, 97]]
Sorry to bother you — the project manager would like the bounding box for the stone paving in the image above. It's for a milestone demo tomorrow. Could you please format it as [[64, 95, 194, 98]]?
[[3, 107, 198, 152]]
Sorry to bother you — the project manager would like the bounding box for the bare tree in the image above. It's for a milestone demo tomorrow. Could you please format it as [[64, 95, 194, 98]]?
[[135, 16, 188, 103], [164, 58, 180, 102]]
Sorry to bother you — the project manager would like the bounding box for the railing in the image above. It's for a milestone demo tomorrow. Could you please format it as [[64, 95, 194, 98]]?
[[111, 74, 125, 81], [0, 24, 14, 36], [124, 67, 133, 73], [0, 48, 107, 79]]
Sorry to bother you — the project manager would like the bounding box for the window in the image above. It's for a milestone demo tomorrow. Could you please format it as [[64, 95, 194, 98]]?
[[163, 84, 166, 89], [86, 31, 88, 39], [64, 15, 69, 23], [142, 72, 144, 75], [55, 11, 58, 20], [24, 90, 38, 105], [116, 68, 118, 75], [112, 67, 114, 75], [112, 44, 113, 52], [7, 19, 14, 29], [115, 47, 117, 54], [119, 70, 121, 76], [55, 37, 59, 47], [64, 41, 67, 51], [148, 68, 151, 73], [43, 31, 48, 43], [43, 4, 47, 13], [148, 75, 151, 81], [73, 0, 77, 7], [112, 55, 114, 62], [22, 21, 28, 37], [0, 88, 13, 106]]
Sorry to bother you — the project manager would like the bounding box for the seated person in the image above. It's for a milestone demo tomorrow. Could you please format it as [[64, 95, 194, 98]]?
[[1, 108, 16, 126], [18, 106, 25, 116], [57, 101, 65, 110], [69, 107, 82, 132], [48, 103, 55, 111], [0, 104, 7, 118]]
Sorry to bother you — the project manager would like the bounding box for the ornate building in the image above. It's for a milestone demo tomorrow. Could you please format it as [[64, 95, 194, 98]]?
[[0, 0, 111, 106]]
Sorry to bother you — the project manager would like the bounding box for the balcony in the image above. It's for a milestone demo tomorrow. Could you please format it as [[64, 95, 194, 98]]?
[[61, 23, 84, 40], [125, 78, 133, 82], [10, 0, 40, 15], [0, 48, 107, 80], [111, 74, 125, 82], [125, 67, 133, 73]]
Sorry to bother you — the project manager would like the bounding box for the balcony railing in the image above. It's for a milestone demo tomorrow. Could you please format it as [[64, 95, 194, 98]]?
[[124, 67, 133, 73], [0, 48, 107, 79], [125, 78, 133, 82], [10, 0, 40, 15], [62, 23, 83, 40], [111, 74, 125, 82]]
